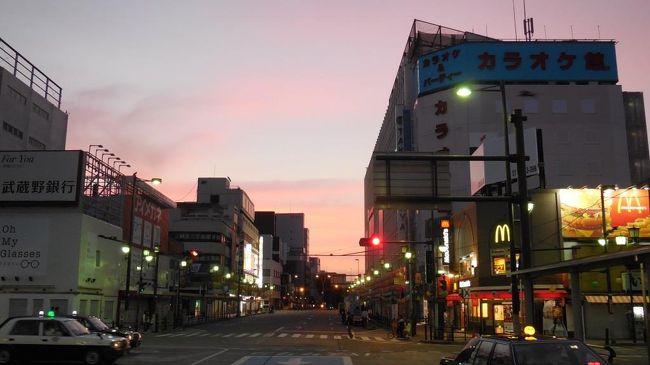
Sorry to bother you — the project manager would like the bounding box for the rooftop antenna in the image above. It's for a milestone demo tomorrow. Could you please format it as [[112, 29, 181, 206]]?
[[597, 25, 601, 39], [570, 25, 574, 39], [544, 25, 548, 39], [522, 0, 534, 41], [512, 0, 519, 40]]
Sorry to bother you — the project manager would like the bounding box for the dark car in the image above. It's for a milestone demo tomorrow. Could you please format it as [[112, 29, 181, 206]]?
[[440, 331, 614, 365], [66, 314, 142, 348], [0, 315, 127, 365]]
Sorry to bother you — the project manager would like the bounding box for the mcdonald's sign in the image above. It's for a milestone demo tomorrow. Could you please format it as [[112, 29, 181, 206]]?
[[494, 223, 511, 244], [610, 189, 650, 227]]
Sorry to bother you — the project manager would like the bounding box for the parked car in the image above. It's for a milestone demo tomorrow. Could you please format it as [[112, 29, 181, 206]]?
[[0, 315, 128, 365], [65, 314, 142, 348], [440, 327, 614, 365]]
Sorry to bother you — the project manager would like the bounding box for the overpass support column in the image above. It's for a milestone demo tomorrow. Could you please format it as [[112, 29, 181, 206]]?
[[570, 270, 584, 341]]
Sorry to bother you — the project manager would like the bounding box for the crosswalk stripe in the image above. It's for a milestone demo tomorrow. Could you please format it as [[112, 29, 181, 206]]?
[[278, 333, 288, 338], [334, 335, 342, 339], [320, 335, 328, 339], [249, 333, 261, 338], [374, 337, 385, 341], [155, 334, 172, 337], [169, 333, 185, 337], [222, 333, 234, 338], [360, 336, 370, 340], [291, 334, 301, 338], [235, 333, 249, 338], [305, 334, 314, 338], [199, 333, 210, 337], [185, 332, 201, 337]]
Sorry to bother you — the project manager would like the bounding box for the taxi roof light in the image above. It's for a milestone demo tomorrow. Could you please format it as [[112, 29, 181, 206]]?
[[523, 325, 536, 336]]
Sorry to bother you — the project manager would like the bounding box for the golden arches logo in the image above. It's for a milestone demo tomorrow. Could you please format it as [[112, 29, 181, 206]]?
[[616, 193, 647, 214], [494, 224, 511, 243]]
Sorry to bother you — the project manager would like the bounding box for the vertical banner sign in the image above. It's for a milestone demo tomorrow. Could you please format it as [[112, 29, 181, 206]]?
[[441, 219, 451, 264], [0, 218, 49, 275]]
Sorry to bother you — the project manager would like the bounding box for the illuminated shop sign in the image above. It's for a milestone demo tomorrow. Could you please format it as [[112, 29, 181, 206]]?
[[417, 41, 617, 95], [441, 219, 450, 264], [459, 280, 471, 288], [493, 223, 511, 244], [559, 188, 650, 238]]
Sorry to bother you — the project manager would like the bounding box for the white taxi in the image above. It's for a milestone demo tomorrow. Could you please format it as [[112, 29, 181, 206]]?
[[0, 315, 127, 364]]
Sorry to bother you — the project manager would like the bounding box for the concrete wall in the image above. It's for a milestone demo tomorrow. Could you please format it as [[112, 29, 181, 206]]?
[[0, 68, 67, 151]]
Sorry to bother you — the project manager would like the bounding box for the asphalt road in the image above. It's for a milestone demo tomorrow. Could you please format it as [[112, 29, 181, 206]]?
[[113, 310, 649, 365], [114, 310, 462, 365]]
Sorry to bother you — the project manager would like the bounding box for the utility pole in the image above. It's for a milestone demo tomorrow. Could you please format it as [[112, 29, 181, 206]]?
[[511, 109, 535, 326]]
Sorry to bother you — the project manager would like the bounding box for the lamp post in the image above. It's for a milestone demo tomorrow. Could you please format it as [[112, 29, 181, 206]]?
[[457, 83, 523, 334], [120, 172, 162, 327], [152, 245, 160, 332], [599, 184, 616, 345]]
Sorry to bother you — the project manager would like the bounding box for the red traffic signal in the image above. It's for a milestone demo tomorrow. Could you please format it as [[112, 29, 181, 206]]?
[[188, 249, 200, 258], [359, 235, 382, 247]]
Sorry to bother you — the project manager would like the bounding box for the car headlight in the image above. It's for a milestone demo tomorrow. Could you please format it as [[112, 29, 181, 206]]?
[[111, 340, 123, 349], [127, 334, 133, 340]]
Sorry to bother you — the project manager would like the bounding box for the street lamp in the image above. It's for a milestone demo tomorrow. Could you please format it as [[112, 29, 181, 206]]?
[[457, 82, 535, 334], [599, 184, 616, 345], [119, 172, 162, 327]]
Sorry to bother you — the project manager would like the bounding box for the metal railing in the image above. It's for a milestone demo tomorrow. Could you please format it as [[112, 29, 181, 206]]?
[[0, 37, 62, 108]]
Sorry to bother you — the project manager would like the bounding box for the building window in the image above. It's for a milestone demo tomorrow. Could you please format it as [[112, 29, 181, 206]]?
[[3, 121, 24, 139], [581, 99, 596, 114], [523, 99, 539, 114], [7, 86, 27, 105], [32, 103, 50, 120], [28, 137, 46, 150], [95, 250, 101, 267], [551, 99, 568, 114]]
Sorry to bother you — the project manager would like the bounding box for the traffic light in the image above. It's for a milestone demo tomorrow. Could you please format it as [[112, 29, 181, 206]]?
[[184, 250, 201, 259], [359, 235, 382, 247]]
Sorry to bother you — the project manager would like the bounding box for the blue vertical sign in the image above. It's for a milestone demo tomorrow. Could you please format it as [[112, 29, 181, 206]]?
[[417, 41, 618, 95]]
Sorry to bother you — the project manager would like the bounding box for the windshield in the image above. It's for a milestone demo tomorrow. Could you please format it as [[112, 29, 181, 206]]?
[[87, 317, 110, 331], [63, 319, 91, 336], [514, 342, 604, 365]]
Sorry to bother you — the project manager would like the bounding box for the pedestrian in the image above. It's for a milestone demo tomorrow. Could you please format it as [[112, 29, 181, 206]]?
[[397, 315, 406, 338]]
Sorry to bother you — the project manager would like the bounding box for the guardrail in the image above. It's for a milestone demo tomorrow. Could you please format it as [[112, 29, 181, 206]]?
[[0, 37, 62, 108]]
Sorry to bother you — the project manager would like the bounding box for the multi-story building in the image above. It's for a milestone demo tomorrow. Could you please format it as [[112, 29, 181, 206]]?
[[0, 150, 176, 330], [0, 37, 67, 151], [169, 177, 261, 317], [361, 20, 650, 340], [255, 211, 288, 309], [276, 213, 310, 307]]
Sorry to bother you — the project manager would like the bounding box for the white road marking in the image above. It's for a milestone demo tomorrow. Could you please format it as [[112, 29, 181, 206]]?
[[235, 333, 249, 338], [334, 335, 342, 339], [155, 333, 172, 337], [185, 332, 201, 337], [278, 333, 288, 338], [320, 335, 328, 339], [222, 333, 234, 338], [291, 333, 301, 338], [305, 334, 314, 338], [263, 333, 274, 337], [374, 337, 386, 341], [187, 348, 228, 365], [211, 333, 223, 337], [199, 333, 210, 337], [360, 336, 370, 341], [249, 333, 261, 337]]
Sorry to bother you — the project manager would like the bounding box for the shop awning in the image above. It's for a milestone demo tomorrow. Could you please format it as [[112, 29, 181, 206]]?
[[585, 295, 650, 304]]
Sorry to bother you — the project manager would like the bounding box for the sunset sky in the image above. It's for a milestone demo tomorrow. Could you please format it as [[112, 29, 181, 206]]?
[[2, 0, 649, 275]]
